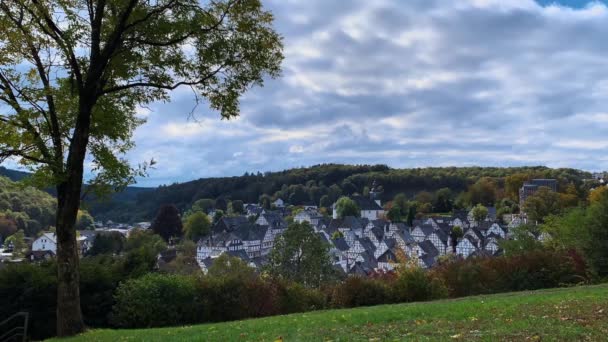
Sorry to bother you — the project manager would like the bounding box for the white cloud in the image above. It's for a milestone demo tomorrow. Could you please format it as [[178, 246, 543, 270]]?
[[111, 0, 608, 186]]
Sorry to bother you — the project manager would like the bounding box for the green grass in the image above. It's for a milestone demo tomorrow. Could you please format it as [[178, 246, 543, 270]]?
[[51, 284, 608, 342]]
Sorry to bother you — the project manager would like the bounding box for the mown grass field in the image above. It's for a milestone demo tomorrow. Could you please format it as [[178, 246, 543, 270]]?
[[51, 284, 608, 341]]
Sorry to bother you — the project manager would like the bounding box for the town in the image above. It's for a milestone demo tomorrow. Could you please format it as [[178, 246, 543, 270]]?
[[3, 178, 565, 275]]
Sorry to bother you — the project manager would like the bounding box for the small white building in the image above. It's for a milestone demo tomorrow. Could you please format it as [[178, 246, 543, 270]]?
[[273, 198, 285, 208], [32, 232, 58, 253]]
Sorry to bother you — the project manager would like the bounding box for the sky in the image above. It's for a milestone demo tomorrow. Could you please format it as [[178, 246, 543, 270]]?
[[97, 0, 608, 185]]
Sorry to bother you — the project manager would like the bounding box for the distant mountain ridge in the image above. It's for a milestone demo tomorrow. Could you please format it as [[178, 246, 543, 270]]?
[[0, 166, 31, 182]]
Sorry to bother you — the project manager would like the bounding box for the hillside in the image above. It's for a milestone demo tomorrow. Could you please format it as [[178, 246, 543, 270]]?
[[0, 164, 594, 223], [52, 284, 608, 341], [0, 176, 56, 238], [89, 164, 591, 222]]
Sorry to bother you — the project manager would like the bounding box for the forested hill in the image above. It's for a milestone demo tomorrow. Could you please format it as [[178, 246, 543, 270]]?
[[84, 164, 591, 223], [0, 166, 31, 182]]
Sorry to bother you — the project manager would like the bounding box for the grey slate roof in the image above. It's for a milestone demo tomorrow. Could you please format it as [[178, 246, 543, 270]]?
[[358, 237, 376, 254], [332, 237, 350, 251], [214, 216, 249, 233], [413, 224, 435, 237], [418, 240, 439, 258], [351, 195, 383, 211], [377, 248, 398, 263]]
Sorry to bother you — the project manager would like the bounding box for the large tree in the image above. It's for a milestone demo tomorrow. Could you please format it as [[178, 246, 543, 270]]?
[[182, 210, 210, 241], [0, 0, 282, 335], [151, 204, 182, 242], [335, 196, 360, 218], [267, 221, 333, 287], [522, 187, 561, 223]]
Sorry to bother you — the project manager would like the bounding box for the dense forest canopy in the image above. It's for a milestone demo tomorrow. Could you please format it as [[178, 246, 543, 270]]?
[[73, 164, 592, 223], [0, 176, 56, 239], [0, 164, 595, 223]]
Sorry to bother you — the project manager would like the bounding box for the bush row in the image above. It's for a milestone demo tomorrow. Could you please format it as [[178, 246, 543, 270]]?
[[0, 248, 590, 337]]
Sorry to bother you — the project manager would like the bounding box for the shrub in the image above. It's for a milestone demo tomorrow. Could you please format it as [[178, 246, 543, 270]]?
[[79, 256, 127, 327], [392, 266, 448, 302], [432, 248, 589, 297], [0, 262, 56, 340], [275, 281, 326, 314], [111, 273, 199, 328], [330, 276, 392, 308]]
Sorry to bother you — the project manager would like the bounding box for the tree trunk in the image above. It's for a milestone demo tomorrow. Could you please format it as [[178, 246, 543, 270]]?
[[55, 181, 85, 336], [55, 101, 92, 336]]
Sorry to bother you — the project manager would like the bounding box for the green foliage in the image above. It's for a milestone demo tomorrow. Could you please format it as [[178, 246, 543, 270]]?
[[330, 277, 392, 308], [471, 204, 489, 224], [123, 230, 167, 277], [386, 205, 402, 222], [319, 195, 331, 209], [544, 190, 608, 276], [449, 226, 464, 254], [499, 224, 544, 255], [191, 199, 215, 214], [523, 186, 561, 223], [392, 267, 448, 303], [84, 165, 590, 223], [212, 210, 225, 225], [88, 232, 125, 256], [111, 273, 199, 328], [0, 262, 57, 339], [0, 213, 17, 240], [467, 177, 498, 207], [183, 211, 211, 241], [259, 194, 272, 210], [432, 187, 453, 213], [0, 176, 55, 236], [53, 284, 608, 342], [228, 200, 244, 215], [151, 204, 183, 242], [268, 221, 333, 287], [5, 229, 26, 257], [431, 249, 588, 297], [75, 210, 95, 230], [335, 197, 360, 218], [207, 253, 257, 281], [331, 231, 344, 240]]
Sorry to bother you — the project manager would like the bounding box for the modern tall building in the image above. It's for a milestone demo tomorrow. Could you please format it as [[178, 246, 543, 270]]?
[[519, 179, 558, 207]]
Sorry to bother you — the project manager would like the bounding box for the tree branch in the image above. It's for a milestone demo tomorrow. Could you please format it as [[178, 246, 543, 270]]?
[[100, 63, 226, 95]]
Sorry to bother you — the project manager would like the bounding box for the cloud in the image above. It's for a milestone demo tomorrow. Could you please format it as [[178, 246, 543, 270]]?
[[112, 0, 608, 186]]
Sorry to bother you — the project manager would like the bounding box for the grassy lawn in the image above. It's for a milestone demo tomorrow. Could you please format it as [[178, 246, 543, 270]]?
[[51, 284, 608, 342]]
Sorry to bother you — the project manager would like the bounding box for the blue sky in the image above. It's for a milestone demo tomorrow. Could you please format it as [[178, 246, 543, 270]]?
[[98, 0, 608, 185]]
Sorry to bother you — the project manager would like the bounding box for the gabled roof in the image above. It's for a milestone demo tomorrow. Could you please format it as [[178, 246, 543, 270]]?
[[463, 235, 480, 248], [431, 228, 449, 244], [466, 228, 485, 242], [37, 232, 57, 243], [368, 219, 388, 229], [332, 237, 350, 251], [384, 238, 397, 250], [260, 212, 287, 230], [418, 240, 439, 258], [233, 223, 267, 241], [412, 224, 434, 236], [395, 230, 416, 244], [377, 248, 398, 263], [358, 237, 376, 254], [214, 216, 249, 233], [351, 195, 383, 211], [419, 254, 436, 268], [328, 216, 368, 232], [370, 226, 384, 240]]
